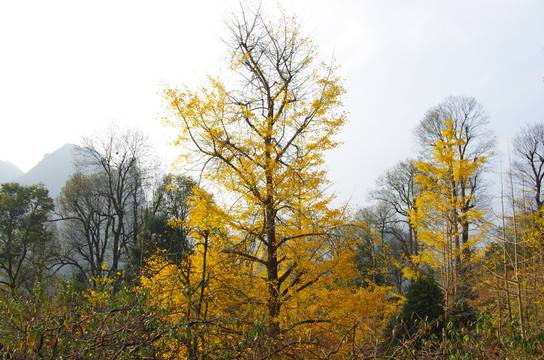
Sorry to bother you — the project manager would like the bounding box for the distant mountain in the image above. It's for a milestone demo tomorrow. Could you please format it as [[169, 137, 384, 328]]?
[[0, 160, 23, 183], [17, 144, 79, 198]]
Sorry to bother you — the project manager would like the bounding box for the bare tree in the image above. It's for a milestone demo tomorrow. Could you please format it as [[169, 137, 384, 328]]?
[[416, 96, 494, 156], [59, 125, 155, 284], [512, 122, 544, 211], [58, 172, 113, 284], [370, 159, 421, 260]]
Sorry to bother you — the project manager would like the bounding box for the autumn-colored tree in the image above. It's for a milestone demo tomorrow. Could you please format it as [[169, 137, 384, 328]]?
[[415, 96, 495, 268], [141, 186, 260, 358], [409, 119, 488, 305], [159, 3, 395, 356]]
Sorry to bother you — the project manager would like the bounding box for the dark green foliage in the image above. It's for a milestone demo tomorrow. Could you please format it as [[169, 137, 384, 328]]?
[[0, 182, 55, 292], [143, 213, 191, 262], [388, 272, 445, 344], [401, 273, 444, 322], [130, 174, 195, 273], [448, 297, 478, 329]]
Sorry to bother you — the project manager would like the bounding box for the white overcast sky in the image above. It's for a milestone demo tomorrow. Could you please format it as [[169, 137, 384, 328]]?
[[1, 0, 543, 207]]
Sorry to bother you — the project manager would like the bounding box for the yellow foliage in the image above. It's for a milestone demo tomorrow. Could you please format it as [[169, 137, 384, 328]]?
[[409, 119, 489, 304], [139, 183, 396, 357], [141, 246, 398, 357], [150, 4, 399, 357]]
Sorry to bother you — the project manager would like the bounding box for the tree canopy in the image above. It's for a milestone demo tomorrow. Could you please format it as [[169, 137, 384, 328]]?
[[159, 3, 376, 355], [0, 183, 54, 292]]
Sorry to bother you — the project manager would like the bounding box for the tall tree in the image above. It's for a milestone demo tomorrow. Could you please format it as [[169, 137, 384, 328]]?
[[410, 120, 487, 304], [58, 171, 115, 284], [415, 96, 495, 243], [141, 187, 397, 358], [162, 2, 348, 346], [59, 125, 154, 283], [0, 183, 55, 292], [415, 96, 495, 253], [414, 96, 494, 297], [78, 125, 153, 275]]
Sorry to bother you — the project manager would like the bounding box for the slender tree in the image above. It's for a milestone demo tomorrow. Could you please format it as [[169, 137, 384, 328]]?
[[410, 120, 487, 304], [415, 96, 495, 257], [370, 160, 421, 270]]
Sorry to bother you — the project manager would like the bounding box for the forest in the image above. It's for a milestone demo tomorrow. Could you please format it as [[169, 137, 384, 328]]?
[[1, 4, 543, 359]]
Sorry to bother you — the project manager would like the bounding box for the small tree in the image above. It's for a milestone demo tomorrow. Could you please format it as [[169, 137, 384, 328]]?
[[389, 272, 444, 344], [0, 183, 55, 292], [131, 174, 195, 269], [369, 159, 422, 292]]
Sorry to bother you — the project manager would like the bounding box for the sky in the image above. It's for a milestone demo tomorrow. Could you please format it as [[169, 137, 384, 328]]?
[[1, 0, 543, 208]]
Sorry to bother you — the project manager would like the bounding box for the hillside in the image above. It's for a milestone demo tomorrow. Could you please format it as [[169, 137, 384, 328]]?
[[16, 144, 78, 198], [0, 160, 23, 183]]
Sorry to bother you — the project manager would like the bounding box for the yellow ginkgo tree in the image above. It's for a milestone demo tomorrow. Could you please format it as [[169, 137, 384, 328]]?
[[157, 3, 395, 357], [409, 119, 488, 305], [141, 186, 254, 358]]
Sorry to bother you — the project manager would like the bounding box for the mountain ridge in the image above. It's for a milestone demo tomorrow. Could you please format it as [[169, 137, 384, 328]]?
[[1, 144, 79, 198], [0, 160, 23, 183]]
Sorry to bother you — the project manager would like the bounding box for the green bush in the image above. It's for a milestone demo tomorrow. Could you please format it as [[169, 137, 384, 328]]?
[[387, 271, 445, 345]]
